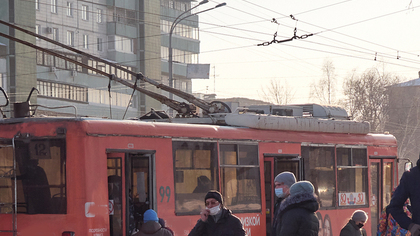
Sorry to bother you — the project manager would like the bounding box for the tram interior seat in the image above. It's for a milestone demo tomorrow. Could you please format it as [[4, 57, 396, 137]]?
[[50, 192, 66, 214]]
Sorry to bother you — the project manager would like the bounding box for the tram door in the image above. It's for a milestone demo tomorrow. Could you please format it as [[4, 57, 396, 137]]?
[[107, 151, 155, 236], [369, 157, 396, 236], [264, 154, 301, 236]]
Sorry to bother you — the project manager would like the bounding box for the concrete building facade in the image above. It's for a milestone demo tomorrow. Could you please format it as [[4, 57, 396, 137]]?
[[386, 74, 420, 176]]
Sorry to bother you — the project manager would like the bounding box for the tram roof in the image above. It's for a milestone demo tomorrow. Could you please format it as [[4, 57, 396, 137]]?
[[0, 116, 397, 147]]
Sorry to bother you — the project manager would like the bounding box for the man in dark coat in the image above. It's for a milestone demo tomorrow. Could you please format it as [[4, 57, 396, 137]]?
[[276, 181, 319, 236], [272, 172, 296, 236], [188, 190, 246, 236], [388, 157, 420, 236], [339, 210, 367, 236]]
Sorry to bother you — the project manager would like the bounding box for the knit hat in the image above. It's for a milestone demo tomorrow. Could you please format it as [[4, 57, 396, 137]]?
[[204, 190, 223, 205], [352, 210, 368, 222], [289, 181, 314, 197], [158, 218, 165, 227], [143, 209, 159, 223], [274, 172, 297, 187]]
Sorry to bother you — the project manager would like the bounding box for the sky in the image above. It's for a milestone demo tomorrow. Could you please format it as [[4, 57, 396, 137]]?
[[192, 0, 420, 104]]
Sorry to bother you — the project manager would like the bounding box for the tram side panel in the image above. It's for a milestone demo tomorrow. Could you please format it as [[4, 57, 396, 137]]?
[[0, 121, 91, 235]]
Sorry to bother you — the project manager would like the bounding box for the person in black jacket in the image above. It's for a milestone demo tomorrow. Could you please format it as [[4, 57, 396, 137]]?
[[276, 181, 319, 236], [387, 157, 420, 236], [188, 190, 246, 236], [272, 172, 296, 236], [339, 210, 367, 236]]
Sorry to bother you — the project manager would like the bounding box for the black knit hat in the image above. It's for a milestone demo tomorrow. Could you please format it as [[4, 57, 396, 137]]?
[[204, 190, 223, 205]]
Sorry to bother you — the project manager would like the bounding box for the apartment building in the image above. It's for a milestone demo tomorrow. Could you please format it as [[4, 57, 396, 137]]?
[[0, 0, 201, 118]]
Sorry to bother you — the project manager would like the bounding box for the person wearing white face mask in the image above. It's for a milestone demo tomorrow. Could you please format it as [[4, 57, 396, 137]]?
[[188, 190, 246, 236], [271, 171, 296, 236]]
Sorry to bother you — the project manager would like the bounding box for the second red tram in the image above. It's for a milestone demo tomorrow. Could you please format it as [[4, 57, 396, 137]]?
[[0, 115, 398, 236]]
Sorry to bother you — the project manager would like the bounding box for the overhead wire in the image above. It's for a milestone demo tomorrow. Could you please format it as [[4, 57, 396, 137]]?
[[6, 0, 420, 99], [198, 0, 420, 65]]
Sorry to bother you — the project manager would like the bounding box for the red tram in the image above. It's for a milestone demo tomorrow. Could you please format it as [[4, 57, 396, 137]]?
[[0, 105, 398, 236]]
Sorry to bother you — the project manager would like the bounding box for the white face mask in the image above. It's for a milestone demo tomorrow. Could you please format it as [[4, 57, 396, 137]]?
[[207, 204, 221, 215], [275, 188, 284, 198]]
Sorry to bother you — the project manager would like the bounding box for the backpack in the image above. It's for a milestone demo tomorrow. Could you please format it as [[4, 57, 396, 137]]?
[[376, 204, 412, 236]]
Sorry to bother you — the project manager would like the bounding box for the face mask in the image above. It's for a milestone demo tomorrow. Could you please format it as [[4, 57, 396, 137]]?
[[207, 205, 221, 216], [275, 188, 284, 198], [357, 223, 364, 228]]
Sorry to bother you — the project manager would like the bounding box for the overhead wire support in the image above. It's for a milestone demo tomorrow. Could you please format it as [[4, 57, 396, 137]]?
[[0, 20, 230, 116], [257, 27, 314, 46], [0, 24, 190, 115], [258, 15, 313, 46]]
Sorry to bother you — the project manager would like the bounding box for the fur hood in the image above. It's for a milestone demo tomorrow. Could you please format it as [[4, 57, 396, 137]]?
[[279, 192, 319, 213]]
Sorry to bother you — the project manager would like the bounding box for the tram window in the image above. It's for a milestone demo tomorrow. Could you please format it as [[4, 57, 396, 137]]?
[[220, 144, 261, 213], [0, 142, 14, 214], [9, 138, 67, 214], [337, 148, 368, 207], [173, 141, 218, 215], [301, 146, 335, 208]]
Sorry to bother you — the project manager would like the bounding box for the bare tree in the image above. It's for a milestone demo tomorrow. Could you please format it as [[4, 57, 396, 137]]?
[[310, 59, 337, 104], [260, 79, 294, 105], [342, 67, 400, 132]]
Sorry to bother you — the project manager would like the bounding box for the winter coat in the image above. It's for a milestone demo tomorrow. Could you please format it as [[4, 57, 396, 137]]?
[[276, 192, 319, 236], [340, 220, 367, 236], [377, 192, 411, 236], [272, 197, 285, 236], [134, 221, 173, 236], [188, 207, 246, 236], [388, 158, 420, 230]]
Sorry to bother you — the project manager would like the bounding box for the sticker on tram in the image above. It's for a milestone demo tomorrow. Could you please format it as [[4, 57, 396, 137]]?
[[109, 200, 114, 215], [339, 192, 366, 206], [85, 202, 95, 217]]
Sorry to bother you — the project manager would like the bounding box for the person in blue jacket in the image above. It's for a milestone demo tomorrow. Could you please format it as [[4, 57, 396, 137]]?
[[387, 157, 420, 236]]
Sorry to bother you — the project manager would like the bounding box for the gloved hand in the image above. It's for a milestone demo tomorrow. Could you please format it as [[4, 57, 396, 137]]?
[[409, 223, 420, 236]]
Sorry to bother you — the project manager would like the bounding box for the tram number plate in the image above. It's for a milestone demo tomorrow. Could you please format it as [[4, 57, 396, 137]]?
[[29, 140, 51, 159]]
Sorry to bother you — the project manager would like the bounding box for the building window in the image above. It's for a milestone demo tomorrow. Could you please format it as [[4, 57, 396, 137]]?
[[35, 0, 39, 10], [66, 2, 72, 16], [108, 35, 133, 53], [37, 80, 87, 102], [173, 141, 218, 215], [35, 25, 40, 40], [83, 35, 88, 49], [0, 73, 4, 89], [66, 31, 74, 46], [52, 28, 59, 41], [82, 5, 88, 20], [181, 81, 187, 91], [51, 0, 57, 13], [97, 38, 102, 51], [161, 46, 168, 60], [87, 88, 132, 106], [97, 9, 102, 23]]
